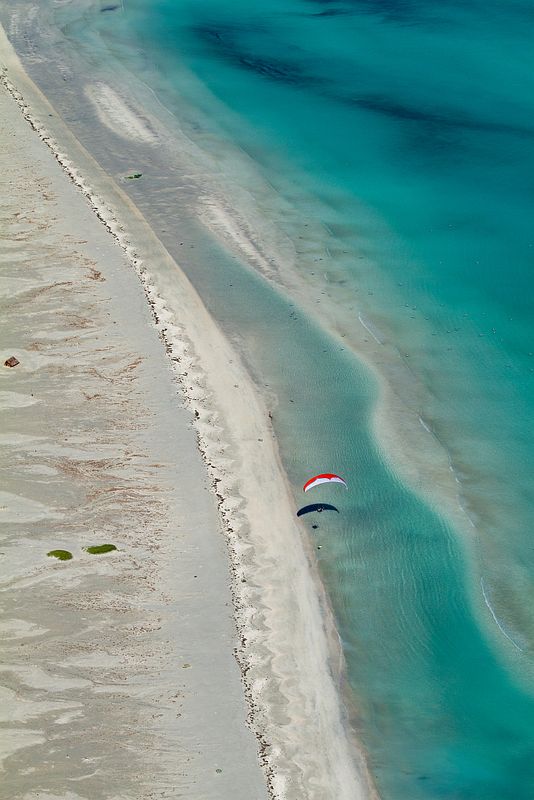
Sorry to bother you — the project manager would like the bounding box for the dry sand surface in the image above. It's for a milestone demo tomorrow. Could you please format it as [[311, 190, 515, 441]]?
[[0, 77, 267, 800]]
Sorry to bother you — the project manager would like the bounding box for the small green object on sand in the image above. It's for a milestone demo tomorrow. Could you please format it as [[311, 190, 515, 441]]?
[[126, 173, 142, 180], [47, 549, 73, 561], [85, 544, 117, 555]]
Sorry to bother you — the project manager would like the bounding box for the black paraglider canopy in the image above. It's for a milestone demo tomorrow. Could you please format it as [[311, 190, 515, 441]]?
[[296, 503, 339, 517]]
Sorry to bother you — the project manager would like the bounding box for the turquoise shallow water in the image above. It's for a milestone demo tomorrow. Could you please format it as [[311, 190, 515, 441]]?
[[21, 0, 534, 797], [169, 227, 534, 799], [95, 0, 534, 620]]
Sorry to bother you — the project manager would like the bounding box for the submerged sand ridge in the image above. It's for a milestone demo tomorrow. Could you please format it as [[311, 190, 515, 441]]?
[[0, 78, 266, 799]]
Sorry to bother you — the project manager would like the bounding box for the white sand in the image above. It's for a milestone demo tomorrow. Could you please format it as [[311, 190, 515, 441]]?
[[0, 21, 374, 800]]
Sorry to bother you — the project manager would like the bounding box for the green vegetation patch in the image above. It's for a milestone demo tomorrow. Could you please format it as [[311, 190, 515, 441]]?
[[47, 549, 73, 561], [85, 544, 117, 555], [126, 173, 142, 180]]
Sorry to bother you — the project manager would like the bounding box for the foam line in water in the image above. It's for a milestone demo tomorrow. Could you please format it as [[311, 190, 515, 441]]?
[[418, 415, 432, 434], [357, 313, 383, 345], [480, 578, 523, 652]]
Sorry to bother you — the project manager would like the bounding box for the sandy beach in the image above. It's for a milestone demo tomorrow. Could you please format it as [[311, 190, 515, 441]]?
[[0, 54, 267, 800], [0, 18, 371, 800]]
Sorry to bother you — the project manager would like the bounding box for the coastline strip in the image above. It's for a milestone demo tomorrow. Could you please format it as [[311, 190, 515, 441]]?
[[0, 21, 374, 800], [0, 57, 266, 799]]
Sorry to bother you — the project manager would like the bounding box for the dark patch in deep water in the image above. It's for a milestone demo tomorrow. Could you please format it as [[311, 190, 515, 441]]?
[[349, 94, 534, 139], [193, 24, 320, 88]]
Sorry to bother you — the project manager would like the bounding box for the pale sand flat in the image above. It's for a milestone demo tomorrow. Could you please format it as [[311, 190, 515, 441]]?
[[0, 73, 266, 800]]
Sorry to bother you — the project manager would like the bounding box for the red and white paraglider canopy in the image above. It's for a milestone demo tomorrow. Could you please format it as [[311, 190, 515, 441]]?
[[303, 473, 347, 493]]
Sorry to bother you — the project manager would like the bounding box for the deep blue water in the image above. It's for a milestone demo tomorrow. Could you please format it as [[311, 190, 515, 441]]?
[[50, 1, 534, 797]]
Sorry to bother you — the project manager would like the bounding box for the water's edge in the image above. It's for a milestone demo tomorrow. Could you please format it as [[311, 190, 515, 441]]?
[[0, 24, 375, 800], [5, 2, 534, 798]]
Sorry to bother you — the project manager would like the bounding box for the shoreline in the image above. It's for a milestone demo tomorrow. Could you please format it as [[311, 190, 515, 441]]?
[[3, 3, 534, 797], [0, 20, 374, 800], [7, 0, 474, 542]]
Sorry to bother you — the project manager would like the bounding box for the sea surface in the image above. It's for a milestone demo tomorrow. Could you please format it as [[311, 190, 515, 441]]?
[[8, 0, 534, 797]]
